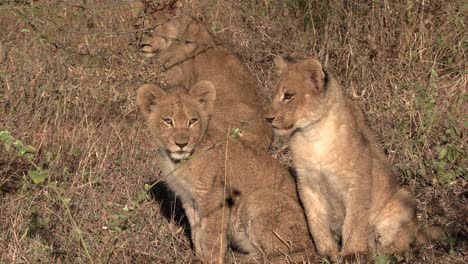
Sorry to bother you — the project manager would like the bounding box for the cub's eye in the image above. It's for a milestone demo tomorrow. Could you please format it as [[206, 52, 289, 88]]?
[[283, 92, 294, 101], [188, 118, 198, 127], [162, 118, 173, 126]]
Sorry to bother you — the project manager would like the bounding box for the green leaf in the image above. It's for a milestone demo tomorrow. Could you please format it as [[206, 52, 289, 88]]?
[[63, 198, 71, 205], [71, 147, 83, 158], [0, 130, 12, 141], [438, 148, 447, 160], [28, 169, 48, 184], [23, 145, 37, 153], [137, 191, 149, 202], [447, 148, 455, 162], [18, 145, 36, 157], [430, 68, 439, 79], [374, 254, 391, 264], [230, 128, 242, 138], [123, 204, 134, 212], [12, 139, 24, 149]]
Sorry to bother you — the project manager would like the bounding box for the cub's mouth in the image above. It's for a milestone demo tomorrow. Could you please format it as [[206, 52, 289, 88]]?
[[139, 44, 159, 58], [168, 150, 192, 161]]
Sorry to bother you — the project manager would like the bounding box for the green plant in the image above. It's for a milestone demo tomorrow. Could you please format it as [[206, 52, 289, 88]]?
[[404, 69, 467, 184], [0, 130, 49, 184], [373, 253, 397, 264]]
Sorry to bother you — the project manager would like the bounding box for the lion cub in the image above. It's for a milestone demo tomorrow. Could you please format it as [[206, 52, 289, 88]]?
[[132, 0, 272, 149], [137, 80, 314, 263], [265, 57, 419, 260]]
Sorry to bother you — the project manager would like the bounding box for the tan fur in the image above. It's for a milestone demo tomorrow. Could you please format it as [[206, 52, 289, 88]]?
[[265, 57, 419, 260], [137, 81, 315, 263], [133, 0, 272, 149]]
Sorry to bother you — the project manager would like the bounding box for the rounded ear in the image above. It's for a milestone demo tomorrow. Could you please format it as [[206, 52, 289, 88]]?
[[164, 0, 183, 18], [274, 54, 296, 74], [303, 59, 326, 91], [136, 84, 167, 118], [129, 1, 145, 18], [189, 80, 216, 112]]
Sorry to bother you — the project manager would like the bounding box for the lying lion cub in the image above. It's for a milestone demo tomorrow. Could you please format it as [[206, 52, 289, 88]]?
[[132, 0, 271, 149], [137, 80, 314, 263], [265, 57, 419, 260]]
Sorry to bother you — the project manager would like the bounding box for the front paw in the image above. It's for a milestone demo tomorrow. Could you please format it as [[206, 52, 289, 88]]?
[[197, 243, 226, 264], [317, 246, 340, 263], [340, 252, 369, 264], [198, 253, 224, 264]]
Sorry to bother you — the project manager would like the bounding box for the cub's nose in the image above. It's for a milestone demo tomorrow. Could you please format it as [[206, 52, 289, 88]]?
[[175, 142, 188, 149], [265, 116, 275, 124]]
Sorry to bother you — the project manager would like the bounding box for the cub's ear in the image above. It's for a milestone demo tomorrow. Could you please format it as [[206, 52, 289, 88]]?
[[137, 84, 167, 118], [274, 54, 296, 74], [164, 0, 183, 19], [129, 1, 145, 18], [189, 80, 216, 112], [303, 59, 326, 91]]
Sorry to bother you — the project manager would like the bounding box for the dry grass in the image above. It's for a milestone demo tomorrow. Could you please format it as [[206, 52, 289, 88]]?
[[0, 0, 466, 263]]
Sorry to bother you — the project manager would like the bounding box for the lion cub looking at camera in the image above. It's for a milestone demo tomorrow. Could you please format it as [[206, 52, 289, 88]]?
[[137, 80, 314, 263], [265, 57, 419, 260], [132, 0, 271, 149]]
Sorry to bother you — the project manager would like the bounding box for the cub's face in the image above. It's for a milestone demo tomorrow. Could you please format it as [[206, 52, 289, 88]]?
[[265, 58, 328, 136], [133, 1, 183, 58], [137, 81, 216, 161]]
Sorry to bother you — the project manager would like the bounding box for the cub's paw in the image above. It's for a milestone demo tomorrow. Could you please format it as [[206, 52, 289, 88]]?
[[340, 252, 370, 264], [318, 249, 340, 263]]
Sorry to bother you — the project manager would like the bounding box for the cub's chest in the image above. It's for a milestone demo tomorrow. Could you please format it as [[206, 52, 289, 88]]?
[[165, 173, 194, 204], [157, 152, 196, 204], [290, 132, 354, 193], [290, 133, 340, 172]]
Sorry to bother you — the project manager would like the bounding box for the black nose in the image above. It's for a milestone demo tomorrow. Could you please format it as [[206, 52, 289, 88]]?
[[265, 116, 274, 124], [176, 142, 188, 149]]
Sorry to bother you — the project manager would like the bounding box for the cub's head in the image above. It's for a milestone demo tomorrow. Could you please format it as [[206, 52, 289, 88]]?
[[137, 81, 216, 161], [133, 0, 184, 58], [265, 56, 330, 136]]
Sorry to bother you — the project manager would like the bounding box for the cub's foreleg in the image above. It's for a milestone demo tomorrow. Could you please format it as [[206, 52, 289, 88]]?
[[298, 183, 340, 261], [341, 178, 371, 257], [196, 196, 229, 263]]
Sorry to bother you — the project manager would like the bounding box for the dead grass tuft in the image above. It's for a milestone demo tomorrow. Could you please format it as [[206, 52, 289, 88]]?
[[0, 0, 466, 263]]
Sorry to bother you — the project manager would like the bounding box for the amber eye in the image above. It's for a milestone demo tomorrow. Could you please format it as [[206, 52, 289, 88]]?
[[188, 118, 198, 127], [283, 92, 294, 101], [162, 118, 173, 126]]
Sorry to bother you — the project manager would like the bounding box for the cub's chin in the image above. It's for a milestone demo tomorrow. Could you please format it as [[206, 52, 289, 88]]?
[[271, 123, 295, 136], [139, 45, 160, 59], [139, 51, 158, 59], [169, 151, 192, 161], [273, 127, 295, 136]]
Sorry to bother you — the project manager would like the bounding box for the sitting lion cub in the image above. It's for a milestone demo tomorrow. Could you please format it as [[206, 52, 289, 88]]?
[[137, 80, 314, 263], [132, 0, 271, 149], [265, 57, 419, 260]]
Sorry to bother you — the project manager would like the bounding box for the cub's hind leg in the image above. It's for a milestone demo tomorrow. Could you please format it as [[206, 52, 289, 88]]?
[[236, 190, 315, 261], [372, 188, 418, 254]]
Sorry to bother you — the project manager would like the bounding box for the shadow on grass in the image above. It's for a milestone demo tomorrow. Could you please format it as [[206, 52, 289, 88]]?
[[150, 182, 192, 245]]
